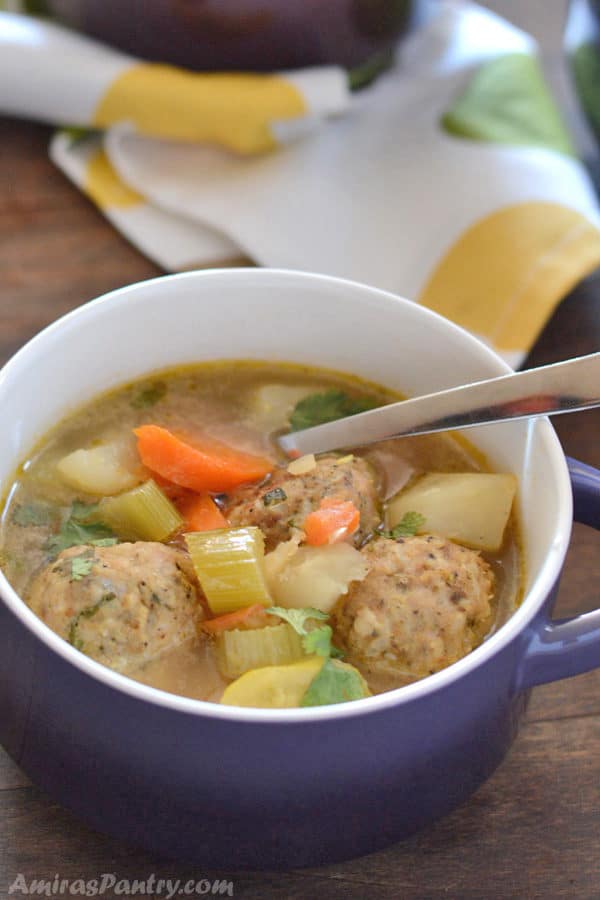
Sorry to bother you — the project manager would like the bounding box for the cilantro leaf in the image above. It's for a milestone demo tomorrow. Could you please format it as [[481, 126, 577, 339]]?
[[266, 606, 328, 636], [266, 607, 361, 702], [46, 521, 116, 557], [267, 607, 344, 659], [45, 502, 117, 557], [70, 501, 99, 521], [12, 503, 55, 527], [302, 624, 334, 658], [0, 549, 24, 575], [301, 658, 369, 707], [67, 593, 115, 652], [386, 511, 426, 539], [131, 381, 167, 409], [289, 390, 378, 431], [262, 487, 287, 507], [70, 554, 94, 581]]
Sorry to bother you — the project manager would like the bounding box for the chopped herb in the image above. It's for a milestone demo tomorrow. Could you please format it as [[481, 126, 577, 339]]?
[[301, 658, 369, 707], [302, 624, 334, 658], [150, 592, 162, 605], [0, 549, 24, 574], [263, 487, 287, 507], [70, 501, 99, 521], [266, 606, 327, 634], [45, 502, 117, 557], [289, 390, 378, 431], [384, 511, 426, 540], [131, 381, 167, 409], [70, 554, 94, 581], [12, 503, 54, 527], [67, 592, 115, 652], [266, 606, 342, 659], [46, 520, 116, 557]]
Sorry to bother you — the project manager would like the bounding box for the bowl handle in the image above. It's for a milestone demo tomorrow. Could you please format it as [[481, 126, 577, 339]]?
[[517, 457, 600, 690]]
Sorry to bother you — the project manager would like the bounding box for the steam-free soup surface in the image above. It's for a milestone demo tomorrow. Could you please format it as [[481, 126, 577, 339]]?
[[0, 361, 520, 706]]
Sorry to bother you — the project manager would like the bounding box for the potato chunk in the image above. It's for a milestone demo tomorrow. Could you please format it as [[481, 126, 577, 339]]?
[[264, 539, 369, 613], [248, 384, 323, 432], [387, 472, 517, 552], [56, 440, 142, 496]]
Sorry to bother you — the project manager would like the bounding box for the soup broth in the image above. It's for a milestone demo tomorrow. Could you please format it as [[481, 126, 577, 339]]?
[[0, 361, 521, 706]]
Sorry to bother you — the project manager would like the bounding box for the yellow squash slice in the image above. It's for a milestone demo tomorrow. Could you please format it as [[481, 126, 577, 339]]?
[[220, 656, 324, 708]]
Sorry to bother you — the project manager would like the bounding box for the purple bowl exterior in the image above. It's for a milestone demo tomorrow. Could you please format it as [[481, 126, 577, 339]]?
[[0, 587, 539, 869], [0, 460, 597, 867], [515, 458, 600, 690], [567, 456, 600, 529], [47, 0, 417, 71]]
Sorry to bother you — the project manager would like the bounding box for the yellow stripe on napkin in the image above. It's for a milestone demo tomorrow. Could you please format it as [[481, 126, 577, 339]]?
[[83, 148, 143, 209], [93, 64, 306, 154], [419, 202, 600, 353]]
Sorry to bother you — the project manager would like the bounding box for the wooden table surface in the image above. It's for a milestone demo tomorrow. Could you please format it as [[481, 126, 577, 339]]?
[[1, 118, 599, 900]]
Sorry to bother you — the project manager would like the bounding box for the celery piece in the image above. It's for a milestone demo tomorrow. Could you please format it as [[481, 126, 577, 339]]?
[[185, 526, 272, 614], [98, 479, 183, 542], [215, 623, 304, 680]]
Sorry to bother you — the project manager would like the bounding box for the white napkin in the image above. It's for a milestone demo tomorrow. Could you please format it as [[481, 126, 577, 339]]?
[[51, 1, 600, 366]]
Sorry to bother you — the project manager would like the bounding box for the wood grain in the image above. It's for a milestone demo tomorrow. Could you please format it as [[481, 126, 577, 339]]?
[[1, 719, 599, 898], [0, 118, 599, 899]]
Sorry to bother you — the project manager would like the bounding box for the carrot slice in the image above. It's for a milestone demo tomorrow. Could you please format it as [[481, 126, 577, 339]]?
[[150, 473, 190, 503], [134, 425, 273, 493], [303, 497, 361, 546], [201, 604, 271, 634], [178, 492, 228, 532]]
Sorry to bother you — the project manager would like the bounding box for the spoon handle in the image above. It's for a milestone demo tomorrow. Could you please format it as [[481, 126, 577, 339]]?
[[278, 352, 600, 457]]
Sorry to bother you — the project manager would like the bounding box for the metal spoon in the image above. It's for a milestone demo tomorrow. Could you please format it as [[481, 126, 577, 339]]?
[[278, 352, 600, 457]]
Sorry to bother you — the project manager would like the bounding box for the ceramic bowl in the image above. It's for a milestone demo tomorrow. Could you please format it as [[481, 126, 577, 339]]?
[[0, 269, 598, 868]]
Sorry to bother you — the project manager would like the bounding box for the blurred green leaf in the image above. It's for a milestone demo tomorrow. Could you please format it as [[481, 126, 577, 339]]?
[[442, 53, 574, 157]]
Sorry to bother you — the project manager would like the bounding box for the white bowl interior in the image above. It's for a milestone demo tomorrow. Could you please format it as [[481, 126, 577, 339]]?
[[0, 269, 572, 718]]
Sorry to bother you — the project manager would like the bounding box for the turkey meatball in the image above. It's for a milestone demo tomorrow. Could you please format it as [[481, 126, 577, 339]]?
[[333, 535, 494, 680], [28, 542, 204, 674], [226, 454, 380, 551]]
